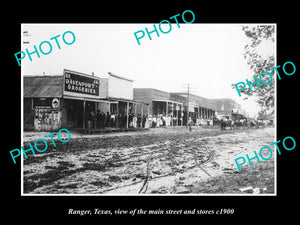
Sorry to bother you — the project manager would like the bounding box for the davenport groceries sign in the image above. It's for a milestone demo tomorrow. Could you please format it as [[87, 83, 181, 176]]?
[[64, 70, 100, 97]]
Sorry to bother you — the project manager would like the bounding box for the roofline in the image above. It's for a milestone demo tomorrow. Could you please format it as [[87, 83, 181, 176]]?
[[64, 69, 102, 79], [134, 87, 171, 95], [170, 92, 212, 101], [23, 75, 63, 77], [108, 72, 134, 82]]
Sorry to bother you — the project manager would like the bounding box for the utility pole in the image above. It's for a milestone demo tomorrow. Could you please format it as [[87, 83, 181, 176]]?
[[181, 83, 196, 126]]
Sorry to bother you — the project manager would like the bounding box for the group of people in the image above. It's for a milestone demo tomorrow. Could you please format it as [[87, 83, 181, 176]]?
[[87, 111, 128, 129], [87, 111, 215, 129], [87, 111, 150, 129], [87, 111, 186, 129], [148, 114, 182, 127], [129, 114, 148, 128]]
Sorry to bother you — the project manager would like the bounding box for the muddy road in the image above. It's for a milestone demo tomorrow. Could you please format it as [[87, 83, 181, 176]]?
[[23, 126, 275, 194]]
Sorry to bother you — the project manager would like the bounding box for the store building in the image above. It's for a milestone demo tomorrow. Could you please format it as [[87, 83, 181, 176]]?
[[133, 88, 221, 126], [133, 88, 184, 126], [170, 92, 218, 125], [24, 75, 64, 131], [24, 69, 149, 131], [212, 98, 242, 118]]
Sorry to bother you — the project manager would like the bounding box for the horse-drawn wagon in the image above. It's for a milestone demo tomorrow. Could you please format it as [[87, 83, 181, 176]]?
[[220, 115, 233, 130], [219, 113, 248, 130], [231, 113, 248, 129]]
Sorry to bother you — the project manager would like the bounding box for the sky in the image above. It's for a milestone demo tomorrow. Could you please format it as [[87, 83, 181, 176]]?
[[21, 23, 275, 117]]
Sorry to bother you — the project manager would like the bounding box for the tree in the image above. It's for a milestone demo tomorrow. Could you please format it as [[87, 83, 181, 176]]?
[[234, 25, 275, 116]]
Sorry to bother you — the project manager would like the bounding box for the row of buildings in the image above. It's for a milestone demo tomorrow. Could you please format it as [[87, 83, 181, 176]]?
[[23, 69, 243, 131]]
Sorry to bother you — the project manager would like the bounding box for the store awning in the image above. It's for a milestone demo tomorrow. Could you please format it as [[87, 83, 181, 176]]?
[[152, 99, 183, 105], [107, 97, 149, 105], [63, 95, 118, 103]]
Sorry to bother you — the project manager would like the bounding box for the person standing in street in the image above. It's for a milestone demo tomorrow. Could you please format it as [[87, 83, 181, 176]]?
[[96, 110, 100, 129], [142, 115, 146, 128], [188, 117, 193, 132], [137, 114, 141, 128], [105, 112, 110, 127]]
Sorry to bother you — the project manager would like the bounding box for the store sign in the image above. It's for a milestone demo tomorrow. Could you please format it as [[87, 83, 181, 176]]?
[[33, 98, 60, 109], [52, 98, 60, 109], [188, 101, 195, 112], [188, 106, 195, 112], [64, 72, 99, 96]]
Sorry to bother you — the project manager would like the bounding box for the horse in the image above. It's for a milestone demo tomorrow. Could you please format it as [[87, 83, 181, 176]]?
[[232, 119, 248, 130]]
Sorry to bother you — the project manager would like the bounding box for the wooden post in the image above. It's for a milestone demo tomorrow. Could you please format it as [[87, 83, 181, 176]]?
[[201, 107, 203, 119], [83, 100, 86, 129], [116, 102, 119, 128], [176, 103, 179, 126], [126, 101, 129, 128], [171, 102, 174, 126], [199, 107, 201, 119], [181, 104, 183, 126], [200, 107, 202, 119], [166, 101, 168, 116], [94, 102, 97, 129]]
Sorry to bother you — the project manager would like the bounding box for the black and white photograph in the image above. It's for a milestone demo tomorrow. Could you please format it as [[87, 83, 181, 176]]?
[[21, 23, 276, 195], [4, 5, 298, 221]]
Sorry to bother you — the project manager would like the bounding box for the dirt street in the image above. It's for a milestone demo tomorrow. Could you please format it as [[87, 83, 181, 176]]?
[[23, 126, 275, 195]]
